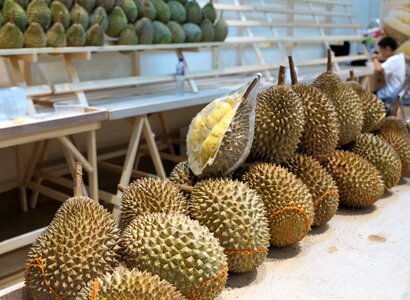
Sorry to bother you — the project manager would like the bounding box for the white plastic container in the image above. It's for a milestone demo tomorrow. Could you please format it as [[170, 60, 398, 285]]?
[[53, 100, 84, 115]]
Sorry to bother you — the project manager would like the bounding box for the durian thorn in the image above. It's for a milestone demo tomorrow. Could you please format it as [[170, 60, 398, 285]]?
[[314, 188, 338, 208], [91, 278, 100, 300], [74, 162, 83, 197], [176, 183, 193, 194], [348, 69, 355, 81], [326, 49, 333, 73], [224, 249, 267, 255], [243, 73, 261, 99], [277, 65, 286, 85], [117, 183, 126, 193], [27, 258, 64, 300], [288, 56, 298, 85], [186, 266, 228, 300], [267, 206, 310, 238]]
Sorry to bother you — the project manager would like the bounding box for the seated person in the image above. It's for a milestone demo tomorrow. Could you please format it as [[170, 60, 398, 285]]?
[[372, 36, 406, 105]]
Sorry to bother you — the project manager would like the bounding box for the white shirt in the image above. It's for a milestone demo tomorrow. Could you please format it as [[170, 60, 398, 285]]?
[[377, 52, 406, 100]]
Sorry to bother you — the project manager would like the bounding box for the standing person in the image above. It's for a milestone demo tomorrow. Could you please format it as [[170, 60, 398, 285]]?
[[372, 36, 406, 112]]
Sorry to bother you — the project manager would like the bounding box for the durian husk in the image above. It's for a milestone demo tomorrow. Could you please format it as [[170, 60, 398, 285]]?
[[77, 267, 186, 300], [249, 66, 305, 163], [350, 133, 402, 189], [285, 154, 339, 226], [25, 163, 121, 300], [120, 177, 188, 227], [346, 70, 386, 133], [120, 212, 228, 300], [380, 116, 410, 137], [190, 178, 270, 273], [319, 150, 385, 208], [313, 50, 363, 145], [288, 56, 339, 155], [242, 163, 314, 247]]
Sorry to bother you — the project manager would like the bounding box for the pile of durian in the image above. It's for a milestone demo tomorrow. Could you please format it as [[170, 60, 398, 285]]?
[[0, 0, 228, 48], [25, 51, 410, 299]]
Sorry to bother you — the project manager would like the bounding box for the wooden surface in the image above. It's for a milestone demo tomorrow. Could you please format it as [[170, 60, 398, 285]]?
[[219, 178, 410, 300]]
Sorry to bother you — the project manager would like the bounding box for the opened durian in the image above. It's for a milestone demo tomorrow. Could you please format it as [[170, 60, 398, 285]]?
[[350, 133, 402, 189], [186, 73, 261, 178], [249, 66, 305, 163], [313, 49, 363, 145], [288, 56, 339, 156], [319, 150, 385, 208], [242, 163, 314, 247], [25, 163, 120, 300], [190, 178, 269, 273], [346, 70, 386, 133], [77, 267, 186, 300], [119, 177, 188, 227], [285, 154, 339, 226], [121, 212, 228, 300]]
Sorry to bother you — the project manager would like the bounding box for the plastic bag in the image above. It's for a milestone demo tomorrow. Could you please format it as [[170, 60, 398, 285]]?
[[186, 73, 261, 178]]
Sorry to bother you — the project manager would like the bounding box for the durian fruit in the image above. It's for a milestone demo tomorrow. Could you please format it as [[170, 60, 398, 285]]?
[[25, 163, 120, 300], [135, 0, 156, 20], [15, 0, 28, 9], [106, 4, 127, 37], [202, 0, 216, 23], [346, 70, 386, 133], [60, 0, 73, 9], [213, 11, 228, 42], [152, 20, 172, 43], [78, 0, 95, 13], [90, 6, 108, 31], [200, 18, 214, 42], [167, 20, 185, 43], [23, 22, 47, 47], [187, 74, 261, 178], [0, 12, 23, 49], [242, 163, 314, 247], [117, 24, 138, 46], [47, 12, 67, 47], [66, 13, 86, 46], [185, 0, 201, 24], [319, 150, 385, 208], [288, 56, 339, 156], [350, 133, 402, 190], [190, 179, 270, 273], [167, 0, 185, 24], [135, 17, 153, 44], [380, 116, 410, 137], [169, 160, 197, 187], [313, 49, 363, 145], [96, 0, 115, 12], [182, 22, 201, 42], [2, 0, 27, 31], [70, 2, 90, 30], [285, 155, 339, 227], [26, 0, 52, 30], [152, 0, 170, 23], [77, 267, 186, 300], [249, 66, 305, 163], [86, 15, 105, 46], [120, 0, 138, 23], [119, 177, 188, 227], [121, 213, 228, 300], [50, 0, 70, 29]]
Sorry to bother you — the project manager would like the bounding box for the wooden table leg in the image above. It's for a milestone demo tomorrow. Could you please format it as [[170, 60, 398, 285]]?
[[14, 146, 27, 212], [29, 140, 49, 208], [86, 130, 98, 202]]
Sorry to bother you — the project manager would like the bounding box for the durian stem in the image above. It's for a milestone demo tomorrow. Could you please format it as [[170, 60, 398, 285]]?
[[326, 49, 333, 73], [97, 15, 105, 26], [9, 11, 15, 24], [74, 162, 83, 197], [277, 65, 286, 85], [348, 69, 355, 81], [176, 183, 193, 194], [288, 56, 298, 85], [117, 184, 126, 193], [243, 73, 261, 99]]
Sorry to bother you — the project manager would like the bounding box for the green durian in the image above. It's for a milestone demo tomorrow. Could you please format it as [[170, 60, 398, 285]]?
[[26, 0, 52, 30], [152, 20, 172, 43], [90, 6, 108, 31], [15, 0, 28, 9], [106, 5, 127, 37], [182, 22, 201, 42], [0, 12, 23, 48], [47, 13, 67, 47], [66, 14, 86, 46], [167, 0, 185, 24], [86, 15, 105, 46], [120, 0, 138, 22], [78, 0, 96, 12], [50, 0, 70, 29], [202, 0, 216, 23], [135, 0, 156, 20], [152, 0, 171, 23], [200, 18, 214, 42], [167, 20, 185, 43], [185, 0, 201, 24], [134, 17, 154, 44], [60, 0, 73, 9], [2, 0, 27, 31], [96, 0, 115, 12], [118, 24, 138, 47], [213, 11, 228, 41], [23, 22, 47, 47], [70, 3, 90, 29]]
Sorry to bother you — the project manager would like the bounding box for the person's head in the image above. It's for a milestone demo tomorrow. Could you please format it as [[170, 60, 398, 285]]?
[[378, 36, 398, 60]]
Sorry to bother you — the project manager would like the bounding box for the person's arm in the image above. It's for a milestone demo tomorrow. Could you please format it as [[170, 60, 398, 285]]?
[[372, 56, 384, 74]]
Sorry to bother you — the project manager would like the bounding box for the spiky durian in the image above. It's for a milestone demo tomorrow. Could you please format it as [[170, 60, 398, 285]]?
[[288, 56, 339, 155], [249, 66, 305, 163], [241, 163, 314, 247], [285, 154, 339, 226], [77, 267, 186, 300], [25, 163, 120, 300], [350, 133, 402, 189], [380, 116, 410, 137], [313, 50, 363, 145], [169, 161, 197, 198], [319, 150, 385, 208], [186, 74, 260, 178], [121, 213, 228, 300], [190, 179, 269, 273], [120, 177, 188, 227], [346, 70, 386, 133]]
